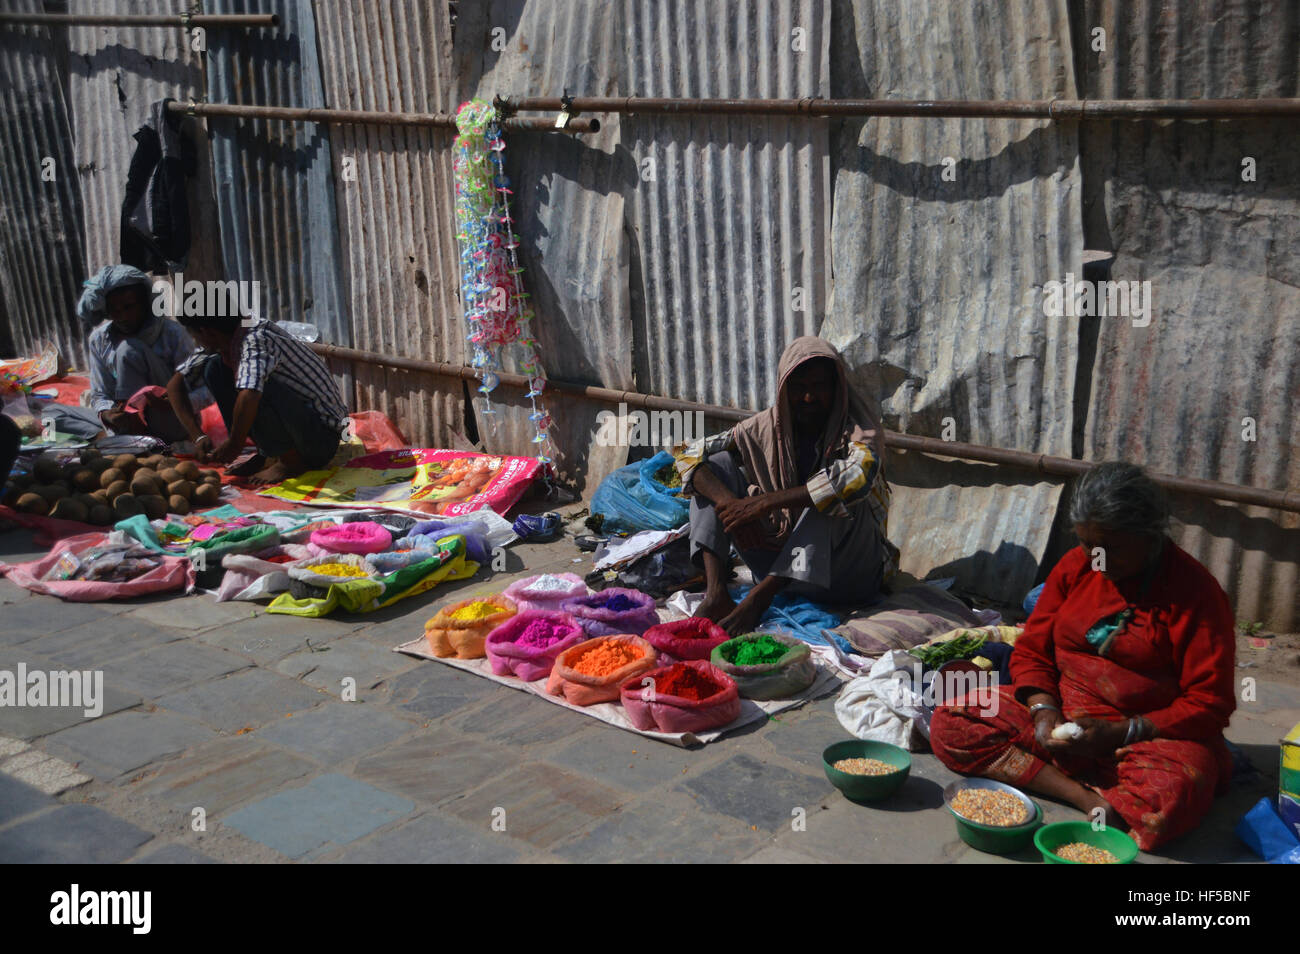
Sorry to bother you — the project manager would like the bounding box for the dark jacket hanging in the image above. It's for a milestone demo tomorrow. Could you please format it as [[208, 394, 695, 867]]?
[[120, 98, 196, 273]]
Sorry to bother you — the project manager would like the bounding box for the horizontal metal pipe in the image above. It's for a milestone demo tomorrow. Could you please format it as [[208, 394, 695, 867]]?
[[0, 13, 278, 28], [310, 343, 1300, 514], [497, 95, 1300, 121], [164, 100, 598, 132]]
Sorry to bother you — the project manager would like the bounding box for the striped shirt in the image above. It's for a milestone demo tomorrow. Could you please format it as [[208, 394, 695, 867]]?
[[675, 428, 899, 578], [177, 319, 348, 432], [86, 317, 195, 413]]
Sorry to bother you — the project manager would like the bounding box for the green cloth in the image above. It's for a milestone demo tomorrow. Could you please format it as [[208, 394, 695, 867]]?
[[113, 514, 164, 552]]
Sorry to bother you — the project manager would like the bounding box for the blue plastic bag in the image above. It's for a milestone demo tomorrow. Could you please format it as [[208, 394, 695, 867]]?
[[1236, 796, 1300, 862], [589, 451, 689, 532]]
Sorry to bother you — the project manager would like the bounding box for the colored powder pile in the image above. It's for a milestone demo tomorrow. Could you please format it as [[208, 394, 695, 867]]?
[[527, 574, 573, 593], [449, 600, 505, 621], [596, 592, 638, 612], [572, 639, 641, 676], [514, 618, 574, 649], [728, 634, 789, 666], [310, 562, 368, 578], [655, 665, 722, 701], [265, 554, 296, 564]]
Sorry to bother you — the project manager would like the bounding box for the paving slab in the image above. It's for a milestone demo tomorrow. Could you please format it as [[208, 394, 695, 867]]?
[[449, 687, 593, 748], [0, 597, 127, 643], [379, 661, 494, 721], [0, 771, 55, 824], [680, 753, 834, 832], [194, 618, 343, 666], [549, 725, 702, 792], [134, 736, 317, 816], [254, 702, 416, 765], [551, 796, 762, 863], [353, 734, 516, 805], [195, 611, 367, 649], [43, 709, 217, 780], [272, 637, 421, 695], [131, 843, 219, 864], [443, 761, 628, 850], [761, 702, 860, 768], [157, 667, 326, 733], [102, 641, 249, 699], [19, 613, 187, 668], [1, 748, 91, 794], [221, 773, 414, 860], [0, 661, 141, 741], [0, 804, 154, 863], [330, 811, 522, 863], [123, 595, 263, 631]]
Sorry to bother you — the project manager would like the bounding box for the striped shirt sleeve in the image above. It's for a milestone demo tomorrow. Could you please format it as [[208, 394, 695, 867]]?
[[673, 428, 737, 493], [234, 326, 278, 392], [806, 440, 881, 515]]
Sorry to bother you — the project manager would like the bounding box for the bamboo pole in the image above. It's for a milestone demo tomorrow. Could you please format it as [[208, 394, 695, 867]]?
[[0, 13, 278, 28], [308, 343, 1300, 514], [164, 100, 599, 133], [496, 94, 1300, 121]]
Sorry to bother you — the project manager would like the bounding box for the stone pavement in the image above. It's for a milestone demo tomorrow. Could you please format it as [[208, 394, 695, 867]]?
[[0, 526, 1293, 864]]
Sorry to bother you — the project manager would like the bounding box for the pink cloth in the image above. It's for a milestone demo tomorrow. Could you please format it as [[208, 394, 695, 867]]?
[[0, 532, 194, 601]]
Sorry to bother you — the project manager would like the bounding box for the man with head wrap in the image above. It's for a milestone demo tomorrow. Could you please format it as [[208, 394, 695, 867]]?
[[674, 337, 899, 635], [76, 264, 194, 440]]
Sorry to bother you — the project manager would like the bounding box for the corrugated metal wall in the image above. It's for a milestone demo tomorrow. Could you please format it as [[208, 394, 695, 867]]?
[[313, 0, 463, 451], [0, 1, 87, 366], [1076, 0, 1300, 629], [65, 0, 222, 287], [821, 0, 1083, 599]]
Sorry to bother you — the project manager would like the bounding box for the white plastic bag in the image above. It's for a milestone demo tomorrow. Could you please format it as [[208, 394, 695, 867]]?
[[834, 649, 932, 751]]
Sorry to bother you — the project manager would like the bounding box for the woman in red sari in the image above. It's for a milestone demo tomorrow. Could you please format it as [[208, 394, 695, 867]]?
[[930, 463, 1237, 850]]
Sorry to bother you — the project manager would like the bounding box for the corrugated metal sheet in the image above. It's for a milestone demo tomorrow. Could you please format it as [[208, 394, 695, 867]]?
[[65, 0, 222, 287], [0, 2, 87, 365], [821, 0, 1082, 599], [205, 0, 349, 344], [312, 1, 464, 451], [1078, 0, 1300, 629]]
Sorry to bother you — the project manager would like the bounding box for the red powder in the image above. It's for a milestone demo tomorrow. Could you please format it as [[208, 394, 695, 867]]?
[[655, 664, 722, 701], [514, 619, 574, 649], [265, 554, 296, 564]]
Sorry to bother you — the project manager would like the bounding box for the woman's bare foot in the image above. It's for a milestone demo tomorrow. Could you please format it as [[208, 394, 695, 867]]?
[[226, 452, 266, 477], [1078, 789, 1126, 831]]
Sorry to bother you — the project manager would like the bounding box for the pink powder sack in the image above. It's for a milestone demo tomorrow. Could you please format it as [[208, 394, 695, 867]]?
[[484, 610, 586, 681]]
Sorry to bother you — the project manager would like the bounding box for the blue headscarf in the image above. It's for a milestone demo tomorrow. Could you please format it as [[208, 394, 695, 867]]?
[[77, 265, 153, 326]]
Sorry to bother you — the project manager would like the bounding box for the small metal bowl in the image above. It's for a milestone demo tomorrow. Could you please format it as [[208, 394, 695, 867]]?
[[943, 778, 1038, 830]]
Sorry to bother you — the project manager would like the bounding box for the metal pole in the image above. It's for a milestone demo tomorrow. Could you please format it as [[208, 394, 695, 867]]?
[[497, 95, 1300, 121], [164, 100, 599, 133], [308, 343, 1300, 514], [0, 13, 278, 28]]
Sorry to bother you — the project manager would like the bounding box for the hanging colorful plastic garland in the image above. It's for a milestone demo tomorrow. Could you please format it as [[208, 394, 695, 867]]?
[[452, 100, 554, 471]]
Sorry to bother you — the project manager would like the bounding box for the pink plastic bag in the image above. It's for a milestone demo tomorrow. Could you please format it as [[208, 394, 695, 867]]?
[[310, 521, 393, 555], [0, 532, 194, 601], [561, 587, 659, 637], [643, 616, 730, 663], [484, 610, 586, 681], [502, 572, 588, 613], [621, 660, 741, 734]]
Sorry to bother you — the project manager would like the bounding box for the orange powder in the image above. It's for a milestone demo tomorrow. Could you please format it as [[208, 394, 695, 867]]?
[[571, 639, 641, 676], [449, 600, 504, 621]]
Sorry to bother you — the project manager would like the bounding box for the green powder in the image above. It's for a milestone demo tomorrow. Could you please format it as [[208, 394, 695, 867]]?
[[727, 634, 789, 666]]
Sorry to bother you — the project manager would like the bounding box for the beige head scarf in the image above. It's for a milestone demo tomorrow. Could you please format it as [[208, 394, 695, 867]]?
[[730, 336, 885, 537]]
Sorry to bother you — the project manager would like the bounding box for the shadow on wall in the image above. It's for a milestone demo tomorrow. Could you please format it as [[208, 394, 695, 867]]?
[[924, 540, 1040, 602]]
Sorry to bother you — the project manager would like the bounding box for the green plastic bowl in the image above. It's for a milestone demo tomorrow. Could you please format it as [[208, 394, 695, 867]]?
[[1034, 821, 1139, 864], [949, 798, 1043, 854], [822, 740, 911, 802]]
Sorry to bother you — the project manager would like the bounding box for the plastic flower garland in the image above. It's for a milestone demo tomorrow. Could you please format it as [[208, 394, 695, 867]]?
[[453, 100, 554, 469]]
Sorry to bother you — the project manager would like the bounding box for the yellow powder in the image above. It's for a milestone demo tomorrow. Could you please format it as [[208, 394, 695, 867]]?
[[311, 562, 368, 578], [449, 600, 504, 621]]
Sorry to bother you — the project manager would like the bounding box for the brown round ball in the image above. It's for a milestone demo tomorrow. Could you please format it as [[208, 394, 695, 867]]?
[[168, 495, 191, 516], [176, 460, 202, 481], [99, 468, 125, 489], [112, 454, 138, 472], [16, 493, 49, 515], [135, 466, 159, 484], [161, 456, 180, 469], [88, 504, 113, 526], [158, 467, 182, 486], [141, 454, 164, 470], [35, 484, 69, 503], [86, 457, 112, 475], [72, 468, 99, 491], [113, 495, 144, 518], [91, 489, 110, 503], [49, 498, 88, 522], [130, 475, 160, 496], [139, 495, 168, 520], [33, 455, 62, 483], [73, 492, 99, 511], [166, 479, 195, 500], [80, 448, 104, 465], [192, 483, 220, 507], [106, 480, 130, 500]]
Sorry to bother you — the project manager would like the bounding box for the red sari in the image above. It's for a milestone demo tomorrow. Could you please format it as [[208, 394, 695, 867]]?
[[930, 541, 1236, 850]]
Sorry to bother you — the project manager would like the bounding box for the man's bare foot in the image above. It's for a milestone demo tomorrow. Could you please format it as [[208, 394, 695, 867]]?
[[719, 595, 766, 636], [249, 451, 310, 486], [696, 589, 737, 623], [226, 452, 266, 477]]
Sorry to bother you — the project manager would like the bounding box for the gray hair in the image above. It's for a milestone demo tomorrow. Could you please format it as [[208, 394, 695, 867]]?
[[1068, 462, 1169, 538]]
